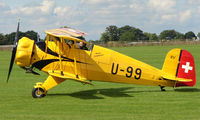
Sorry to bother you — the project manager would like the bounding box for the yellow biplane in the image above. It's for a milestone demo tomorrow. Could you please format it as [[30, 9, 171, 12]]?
[[7, 21, 196, 98]]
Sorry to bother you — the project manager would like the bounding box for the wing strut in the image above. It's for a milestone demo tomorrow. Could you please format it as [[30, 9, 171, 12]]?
[[73, 40, 78, 78], [58, 38, 64, 75]]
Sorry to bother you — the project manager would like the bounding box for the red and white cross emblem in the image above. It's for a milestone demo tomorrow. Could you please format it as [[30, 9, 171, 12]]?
[[182, 62, 193, 73]]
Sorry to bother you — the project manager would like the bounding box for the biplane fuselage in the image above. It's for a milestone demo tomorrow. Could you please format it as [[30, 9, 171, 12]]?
[[9, 27, 196, 98], [31, 38, 174, 87]]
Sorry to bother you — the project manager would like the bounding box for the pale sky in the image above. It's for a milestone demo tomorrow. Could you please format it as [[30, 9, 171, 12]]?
[[0, 0, 200, 40]]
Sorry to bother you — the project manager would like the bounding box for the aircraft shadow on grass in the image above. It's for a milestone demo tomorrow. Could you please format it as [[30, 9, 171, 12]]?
[[48, 87, 200, 99], [174, 88, 200, 92], [48, 87, 135, 99]]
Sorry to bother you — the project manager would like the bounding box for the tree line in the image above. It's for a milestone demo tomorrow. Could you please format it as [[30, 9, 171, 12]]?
[[1, 25, 199, 45], [0, 30, 40, 45], [96, 25, 199, 43]]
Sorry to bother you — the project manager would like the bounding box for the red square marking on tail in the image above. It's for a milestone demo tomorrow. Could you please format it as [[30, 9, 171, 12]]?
[[176, 50, 196, 87]]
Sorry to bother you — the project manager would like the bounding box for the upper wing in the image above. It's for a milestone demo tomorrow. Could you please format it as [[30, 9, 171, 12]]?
[[48, 70, 92, 85], [45, 28, 88, 43]]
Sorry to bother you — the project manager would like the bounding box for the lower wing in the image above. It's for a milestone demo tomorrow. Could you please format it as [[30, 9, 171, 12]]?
[[48, 70, 92, 85]]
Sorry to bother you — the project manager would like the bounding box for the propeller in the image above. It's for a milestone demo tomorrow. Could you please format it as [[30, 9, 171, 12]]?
[[6, 19, 20, 82]]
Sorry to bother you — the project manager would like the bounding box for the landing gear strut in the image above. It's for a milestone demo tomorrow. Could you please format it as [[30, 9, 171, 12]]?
[[160, 86, 166, 91]]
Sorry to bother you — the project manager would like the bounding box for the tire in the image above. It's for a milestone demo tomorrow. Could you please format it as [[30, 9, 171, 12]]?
[[32, 88, 46, 98]]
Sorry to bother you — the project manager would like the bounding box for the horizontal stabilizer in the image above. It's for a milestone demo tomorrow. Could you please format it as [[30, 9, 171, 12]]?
[[162, 72, 192, 82], [48, 70, 92, 85]]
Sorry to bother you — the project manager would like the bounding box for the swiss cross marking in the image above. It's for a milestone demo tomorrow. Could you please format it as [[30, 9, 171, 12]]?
[[182, 62, 193, 73]]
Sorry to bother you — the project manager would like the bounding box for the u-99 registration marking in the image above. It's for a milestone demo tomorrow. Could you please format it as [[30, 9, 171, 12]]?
[[111, 63, 142, 79]]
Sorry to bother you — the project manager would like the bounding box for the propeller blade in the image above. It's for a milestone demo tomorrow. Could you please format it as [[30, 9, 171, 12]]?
[[14, 19, 20, 46], [6, 20, 20, 82], [7, 47, 17, 82]]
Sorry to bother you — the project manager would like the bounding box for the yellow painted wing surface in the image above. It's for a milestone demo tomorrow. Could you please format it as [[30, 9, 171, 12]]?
[[45, 28, 88, 43], [48, 70, 92, 85]]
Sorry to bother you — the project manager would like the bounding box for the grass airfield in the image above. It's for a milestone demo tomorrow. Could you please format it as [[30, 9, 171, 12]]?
[[0, 44, 200, 120]]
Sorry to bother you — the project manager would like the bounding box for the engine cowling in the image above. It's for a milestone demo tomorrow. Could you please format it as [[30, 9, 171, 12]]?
[[15, 37, 35, 67]]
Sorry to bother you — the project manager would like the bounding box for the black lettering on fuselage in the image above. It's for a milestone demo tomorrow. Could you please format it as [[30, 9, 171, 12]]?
[[111, 63, 119, 75]]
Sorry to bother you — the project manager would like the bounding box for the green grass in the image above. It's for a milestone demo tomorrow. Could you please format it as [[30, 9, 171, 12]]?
[[0, 44, 200, 120]]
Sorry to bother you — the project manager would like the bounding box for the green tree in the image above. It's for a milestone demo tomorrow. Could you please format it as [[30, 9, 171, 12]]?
[[149, 33, 158, 41], [143, 32, 158, 41], [106, 25, 120, 41], [185, 31, 197, 39], [159, 30, 177, 40], [124, 27, 145, 41], [143, 32, 150, 41], [0, 33, 6, 45], [119, 31, 136, 41], [100, 32, 109, 43], [5, 32, 17, 45], [197, 32, 200, 39], [176, 32, 185, 40], [99, 25, 148, 42], [24, 31, 39, 41], [118, 25, 132, 36], [130, 28, 144, 41], [3, 30, 39, 45]]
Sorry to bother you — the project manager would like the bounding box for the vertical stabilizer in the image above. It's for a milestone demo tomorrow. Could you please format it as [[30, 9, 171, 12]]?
[[162, 49, 196, 87]]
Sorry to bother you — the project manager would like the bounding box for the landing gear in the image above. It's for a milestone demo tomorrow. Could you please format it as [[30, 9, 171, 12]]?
[[31, 76, 65, 98], [32, 82, 47, 98], [32, 87, 46, 98], [160, 86, 166, 91]]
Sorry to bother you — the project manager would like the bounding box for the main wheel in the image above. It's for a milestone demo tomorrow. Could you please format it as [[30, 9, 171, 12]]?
[[32, 88, 46, 98]]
